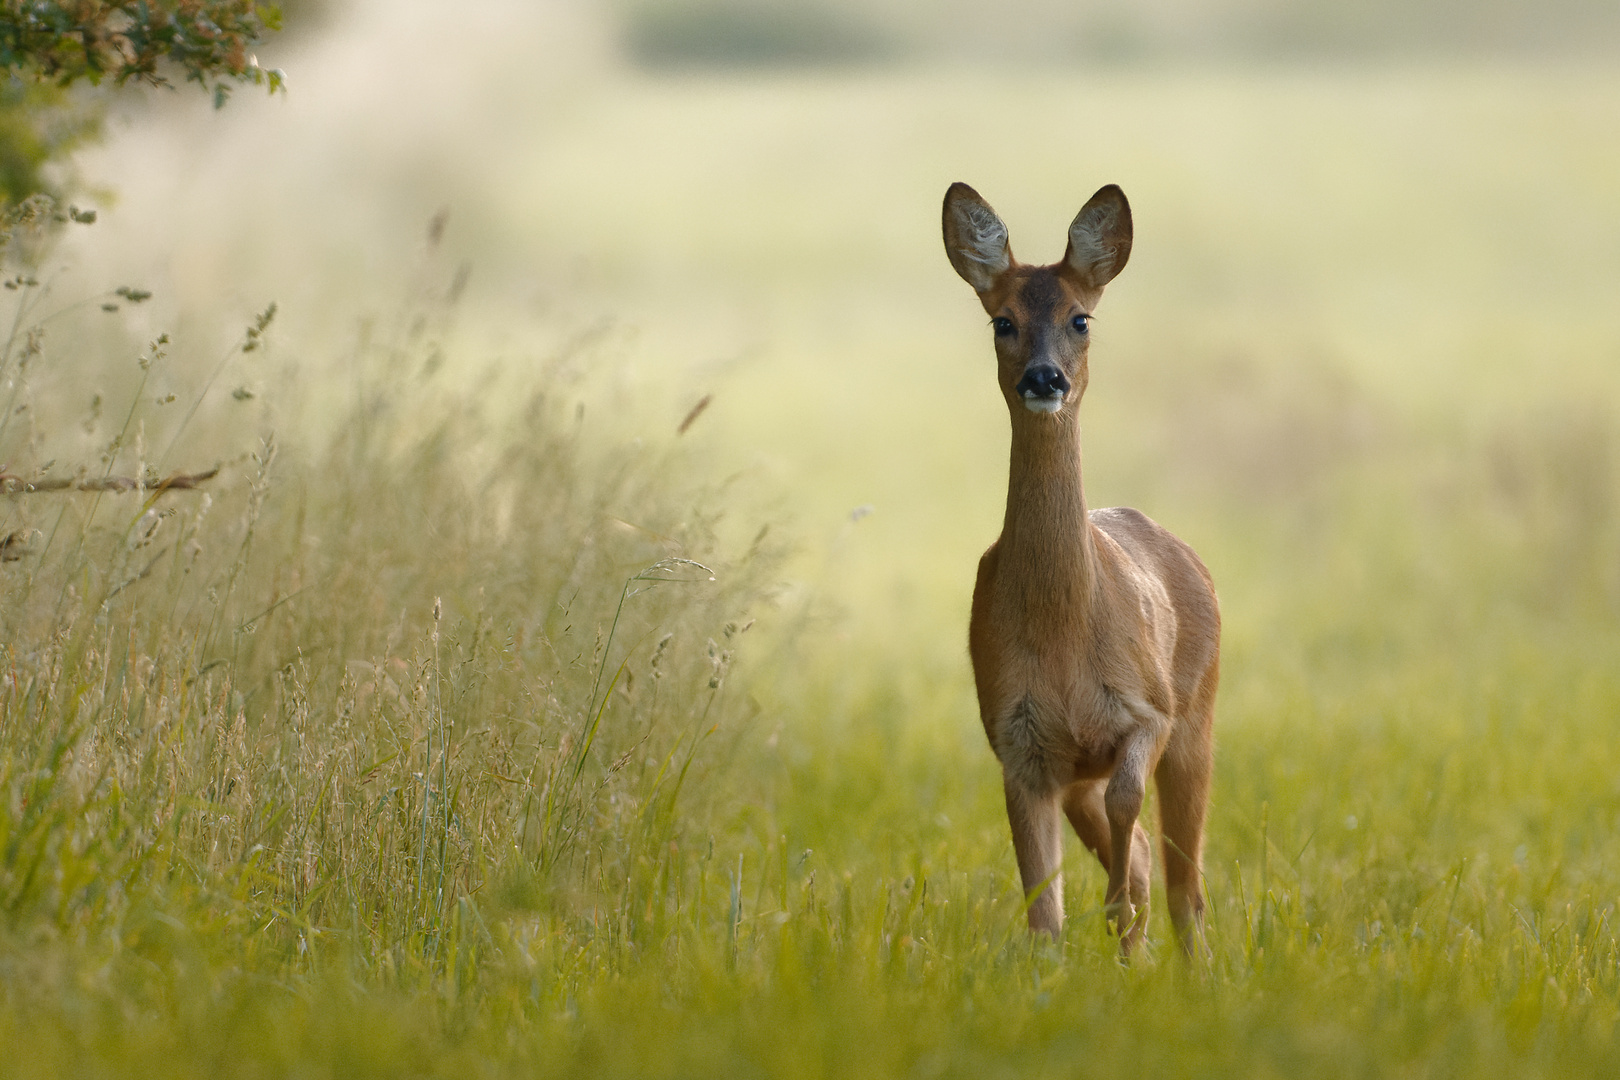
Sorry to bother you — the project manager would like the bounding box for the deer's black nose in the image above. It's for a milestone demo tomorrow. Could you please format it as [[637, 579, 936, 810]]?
[[1016, 365, 1070, 401]]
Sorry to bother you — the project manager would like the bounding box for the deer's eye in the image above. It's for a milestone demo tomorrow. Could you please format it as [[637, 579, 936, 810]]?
[[992, 317, 1016, 338], [1071, 315, 1090, 334]]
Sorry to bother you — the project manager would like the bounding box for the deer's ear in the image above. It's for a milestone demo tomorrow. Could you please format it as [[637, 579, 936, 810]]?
[[1064, 185, 1132, 289], [943, 183, 1012, 293]]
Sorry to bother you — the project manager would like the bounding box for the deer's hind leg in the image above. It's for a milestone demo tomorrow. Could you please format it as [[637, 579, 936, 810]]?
[[1154, 687, 1216, 956], [1063, 780, 1151, 939]]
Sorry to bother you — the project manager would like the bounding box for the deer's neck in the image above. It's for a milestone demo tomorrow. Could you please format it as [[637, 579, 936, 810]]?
[[1000, 410, 1095, 626]]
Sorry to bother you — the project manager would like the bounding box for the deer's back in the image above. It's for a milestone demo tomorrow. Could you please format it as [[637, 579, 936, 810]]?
[[1089, 506, 1220, 716]]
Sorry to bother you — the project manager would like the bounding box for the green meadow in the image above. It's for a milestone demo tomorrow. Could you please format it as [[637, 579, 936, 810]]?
[[2, 6, 1620, 1073]]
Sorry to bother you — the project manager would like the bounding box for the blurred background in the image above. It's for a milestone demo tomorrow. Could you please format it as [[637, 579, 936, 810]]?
[[12, 0, 1620, 708], [2, 5, 1620, 1066]]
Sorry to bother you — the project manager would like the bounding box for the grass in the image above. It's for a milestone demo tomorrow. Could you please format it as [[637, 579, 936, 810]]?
[[3, 53, 1620, 1077]]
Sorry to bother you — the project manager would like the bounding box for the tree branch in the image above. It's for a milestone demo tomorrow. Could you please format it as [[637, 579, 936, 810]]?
[[0, 465, 219, 494]]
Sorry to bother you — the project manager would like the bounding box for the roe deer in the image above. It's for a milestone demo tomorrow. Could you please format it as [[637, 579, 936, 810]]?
[[942, 182, 1219, 957]]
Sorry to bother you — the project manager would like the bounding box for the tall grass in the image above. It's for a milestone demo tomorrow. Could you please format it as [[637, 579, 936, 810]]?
[[4, 75, 1620, 1074], [0, 204, 787, 1070]]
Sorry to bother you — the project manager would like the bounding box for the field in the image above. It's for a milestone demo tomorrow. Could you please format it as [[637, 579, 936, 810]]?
[[3, 4, 1620, 1075]]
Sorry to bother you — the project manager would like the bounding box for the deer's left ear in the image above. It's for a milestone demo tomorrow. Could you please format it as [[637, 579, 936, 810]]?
[[943, 182, 1013, 293], [1064, 185, 1132, 289]]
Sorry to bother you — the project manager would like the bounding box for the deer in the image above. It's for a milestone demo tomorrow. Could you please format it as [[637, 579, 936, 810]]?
[[942, 182, 1220, 957]]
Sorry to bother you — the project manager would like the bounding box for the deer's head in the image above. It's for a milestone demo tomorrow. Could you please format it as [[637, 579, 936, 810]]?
[[943, 183, 1132, 418]]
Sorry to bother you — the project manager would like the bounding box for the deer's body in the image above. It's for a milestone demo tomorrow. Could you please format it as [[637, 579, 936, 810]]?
[[944, 183, 1219, 955]]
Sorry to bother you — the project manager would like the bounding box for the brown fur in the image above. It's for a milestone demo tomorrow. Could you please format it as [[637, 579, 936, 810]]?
[[945, 182, 1220, 957]]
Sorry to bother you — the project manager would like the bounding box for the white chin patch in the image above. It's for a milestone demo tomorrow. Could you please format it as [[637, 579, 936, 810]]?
[[1022, 396, 1064, 414]]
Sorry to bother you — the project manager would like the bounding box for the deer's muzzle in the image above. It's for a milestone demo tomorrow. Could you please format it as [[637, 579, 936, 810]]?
[[1016, 365, 1069, 413]]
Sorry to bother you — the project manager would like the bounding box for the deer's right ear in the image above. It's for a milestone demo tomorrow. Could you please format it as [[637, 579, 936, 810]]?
[[1064, 184, 1132, 289], [943, 183, 1012, 293]]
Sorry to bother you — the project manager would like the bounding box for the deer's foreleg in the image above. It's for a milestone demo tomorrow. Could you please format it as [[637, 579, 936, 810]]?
[[1104, 727, 1161, 954], [1063, 780, 1152, 917], [1005, 776, 1065, 940]]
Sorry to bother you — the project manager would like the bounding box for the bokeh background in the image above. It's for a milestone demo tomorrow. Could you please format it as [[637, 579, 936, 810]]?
[[62, 0, 1620, 650]]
